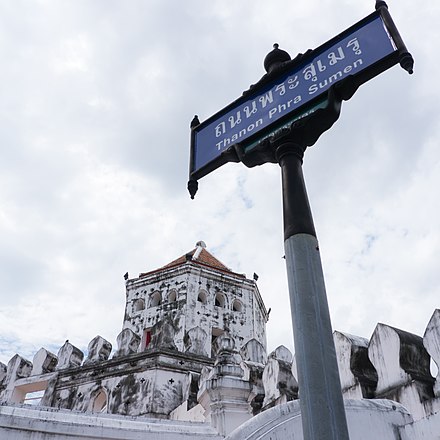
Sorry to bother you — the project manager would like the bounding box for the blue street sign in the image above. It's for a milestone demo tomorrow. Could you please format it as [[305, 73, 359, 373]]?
[[190, 11, 401, 180]]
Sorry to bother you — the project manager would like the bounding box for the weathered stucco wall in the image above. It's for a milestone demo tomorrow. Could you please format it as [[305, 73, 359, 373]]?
[[44, 349, 213, 418]]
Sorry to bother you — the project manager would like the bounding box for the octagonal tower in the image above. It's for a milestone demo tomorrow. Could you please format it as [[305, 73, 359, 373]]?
[[123, 241, 268, 358]]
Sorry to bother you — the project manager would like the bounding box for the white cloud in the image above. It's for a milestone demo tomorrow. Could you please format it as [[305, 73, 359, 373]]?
[[52, 34, 93, 73]]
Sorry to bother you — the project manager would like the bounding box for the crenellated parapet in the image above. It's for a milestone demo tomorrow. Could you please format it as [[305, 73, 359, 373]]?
[[240, 339, 267, 415], [84, 336, 112, 365], [2, 308, 440, 439], [0, 361, 7, 387], [334, 331, 377, 398], [423, 309, 440, 398], [368, 323, 434, 420], [57, 341, 84, 370], [332, 309, 440, 436], [32, 348, 58, 376], [184, 326, 209, 357], [113, 328, 140, 358], [0, 355, 33, 403], [261, 345, 298, 410]]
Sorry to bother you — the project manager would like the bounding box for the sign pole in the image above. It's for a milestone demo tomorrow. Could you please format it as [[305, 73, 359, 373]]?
[[275, 138, 349, 440], [188, 3, 414, 438]]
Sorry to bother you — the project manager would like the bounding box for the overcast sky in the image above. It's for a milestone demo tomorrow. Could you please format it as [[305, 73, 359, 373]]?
[[0, 0, 438, 369]]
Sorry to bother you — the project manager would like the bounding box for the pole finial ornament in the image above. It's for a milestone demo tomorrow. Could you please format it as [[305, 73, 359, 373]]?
[[264, 44, 291, 73]]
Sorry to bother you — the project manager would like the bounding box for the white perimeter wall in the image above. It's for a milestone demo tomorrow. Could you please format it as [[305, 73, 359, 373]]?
[[225, 399, 414, 440], [0, 404, 223, 440]]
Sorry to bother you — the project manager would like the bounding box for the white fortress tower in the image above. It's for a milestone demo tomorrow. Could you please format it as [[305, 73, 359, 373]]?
[[0, 241, 272, 429], [123, 241, 268, 358]]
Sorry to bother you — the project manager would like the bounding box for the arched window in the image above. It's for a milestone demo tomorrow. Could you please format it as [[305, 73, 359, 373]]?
[[215, 293, 225, 308], [150, 291, 162, 307], [197, 290, 207, 305], [92, 389, 108, 413], [133, 298, 145, 312], [168, 290, 177, 302], [232, 299, 243, 312]]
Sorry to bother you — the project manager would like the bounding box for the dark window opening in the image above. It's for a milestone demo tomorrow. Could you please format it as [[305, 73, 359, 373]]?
[[215, 293, 225, 308], [168, 290, 177, 302], [232, 299, 243, 312], [197, 291, 207, 304], [150, 291, 162, 307], [133, 298, 145, 312]]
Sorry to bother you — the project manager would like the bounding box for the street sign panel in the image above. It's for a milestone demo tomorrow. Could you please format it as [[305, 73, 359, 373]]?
[[189, 8, 411, 183]]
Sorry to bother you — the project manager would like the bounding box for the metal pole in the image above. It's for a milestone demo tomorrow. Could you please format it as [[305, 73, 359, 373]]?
[[276, 140, 350, 440]]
